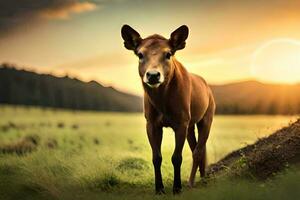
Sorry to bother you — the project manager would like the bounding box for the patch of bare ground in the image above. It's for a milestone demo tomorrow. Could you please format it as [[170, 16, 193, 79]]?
[[208, 118, 300, 180]]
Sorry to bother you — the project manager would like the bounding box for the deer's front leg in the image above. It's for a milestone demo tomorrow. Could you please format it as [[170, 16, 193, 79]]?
[[146, 122, 164, 194], [172, 123, 188, 194]]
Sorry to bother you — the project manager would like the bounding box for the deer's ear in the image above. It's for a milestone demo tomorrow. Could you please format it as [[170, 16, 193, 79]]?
[[121, 25, 142, 51], [169, 25, 189, 54]]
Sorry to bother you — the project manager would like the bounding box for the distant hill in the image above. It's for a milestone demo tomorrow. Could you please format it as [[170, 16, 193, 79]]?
[[211, 80, 300, 114], [0, 64, 143, 112], [1, 64, 300, 114]]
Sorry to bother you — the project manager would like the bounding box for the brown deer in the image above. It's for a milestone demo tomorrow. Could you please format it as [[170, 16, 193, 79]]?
[[121, 25, 215, 194]]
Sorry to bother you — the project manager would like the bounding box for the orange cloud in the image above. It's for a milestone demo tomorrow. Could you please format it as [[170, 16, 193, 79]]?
[[40, 2, 97, 20]]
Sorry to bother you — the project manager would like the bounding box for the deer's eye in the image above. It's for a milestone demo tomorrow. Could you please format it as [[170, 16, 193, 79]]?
[[137, 53, 144, 60], [165, 52, 172, 60]]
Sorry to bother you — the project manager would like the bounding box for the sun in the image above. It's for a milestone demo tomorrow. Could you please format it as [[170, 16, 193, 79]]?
[[251, 38, 300, 84]]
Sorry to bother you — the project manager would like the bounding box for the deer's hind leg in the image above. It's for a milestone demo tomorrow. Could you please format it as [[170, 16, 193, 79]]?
[[196, 110, 213, 177], [188, 108, 214, 187], [187, 124, 196, 152]]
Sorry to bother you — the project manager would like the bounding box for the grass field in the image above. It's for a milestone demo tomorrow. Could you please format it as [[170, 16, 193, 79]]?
[[0, 105, 299, 200]]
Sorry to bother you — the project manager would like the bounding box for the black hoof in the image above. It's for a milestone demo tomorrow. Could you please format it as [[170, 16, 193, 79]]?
[[155, 188, 166, 195], [173, 187, 182, 195]]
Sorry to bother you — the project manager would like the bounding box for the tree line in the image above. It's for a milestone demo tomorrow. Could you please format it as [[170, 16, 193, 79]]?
[[0, 64, 142, 112], [1, 64, 300, 115]]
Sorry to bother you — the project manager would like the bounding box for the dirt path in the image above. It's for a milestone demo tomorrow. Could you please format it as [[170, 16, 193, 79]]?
[[208, 118, 300, 179]]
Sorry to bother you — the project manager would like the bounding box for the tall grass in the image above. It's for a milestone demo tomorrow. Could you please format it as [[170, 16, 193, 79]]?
[[0, 105, 298, 199]]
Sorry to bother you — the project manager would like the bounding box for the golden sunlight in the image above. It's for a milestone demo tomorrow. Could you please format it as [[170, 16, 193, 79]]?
[[251, 38, 300, 84]]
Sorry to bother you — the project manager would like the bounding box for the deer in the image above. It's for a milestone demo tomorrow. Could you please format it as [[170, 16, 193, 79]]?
[[121, 24, 215, 194]]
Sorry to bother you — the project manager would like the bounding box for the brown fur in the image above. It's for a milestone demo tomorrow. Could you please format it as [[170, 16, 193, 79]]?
[[121, 25, 215, 194]]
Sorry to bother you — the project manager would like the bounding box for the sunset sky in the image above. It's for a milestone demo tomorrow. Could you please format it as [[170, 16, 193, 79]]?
[[1, 0, 300, 95]]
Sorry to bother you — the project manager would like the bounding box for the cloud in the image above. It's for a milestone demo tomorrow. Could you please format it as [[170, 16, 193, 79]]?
[[0, 0, 97, 36], [40, 1, 97, 20]]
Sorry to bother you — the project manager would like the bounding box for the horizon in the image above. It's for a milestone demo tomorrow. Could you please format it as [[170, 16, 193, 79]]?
[[1, 0, 300, 95], [1, 63, 300, 97]]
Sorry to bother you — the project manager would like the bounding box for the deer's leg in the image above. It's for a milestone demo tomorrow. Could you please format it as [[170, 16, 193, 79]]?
[[196, 115, 213, 178], [172, 123, 188, 194], [187, 124, 196, 152], [187, 124, 197, 188], [189, 112, 213, 187], [146, 122, 164, 194]]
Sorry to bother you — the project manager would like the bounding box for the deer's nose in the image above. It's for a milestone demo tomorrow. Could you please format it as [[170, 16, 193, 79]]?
[[146, 70, 161, 84]]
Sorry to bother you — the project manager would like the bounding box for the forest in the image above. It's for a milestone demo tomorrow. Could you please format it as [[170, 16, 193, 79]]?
[[1, 63, 300, 115], [0, 64, 142, 112]]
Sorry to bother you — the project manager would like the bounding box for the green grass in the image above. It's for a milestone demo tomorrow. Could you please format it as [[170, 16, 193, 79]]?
[[0, 105, 299, 200]]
